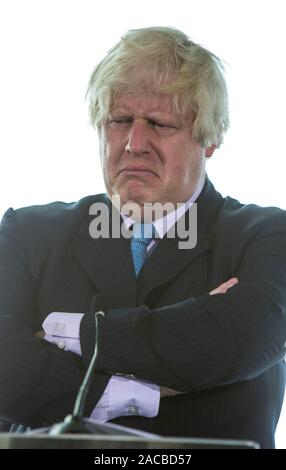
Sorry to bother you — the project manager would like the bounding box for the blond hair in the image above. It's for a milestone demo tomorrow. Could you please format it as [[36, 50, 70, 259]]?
[[86, 26, 229, 147]]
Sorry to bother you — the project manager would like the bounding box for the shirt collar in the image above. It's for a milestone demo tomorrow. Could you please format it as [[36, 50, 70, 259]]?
[[121, 176, 205, 240]]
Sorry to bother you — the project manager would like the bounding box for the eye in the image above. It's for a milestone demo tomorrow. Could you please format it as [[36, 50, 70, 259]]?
[[148, 119, 168, 128], [148, 119, 177, 134], [108, 117, 133, 129]]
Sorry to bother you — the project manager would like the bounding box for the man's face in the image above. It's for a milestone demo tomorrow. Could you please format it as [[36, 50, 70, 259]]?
[[99, 93, 215, 210]]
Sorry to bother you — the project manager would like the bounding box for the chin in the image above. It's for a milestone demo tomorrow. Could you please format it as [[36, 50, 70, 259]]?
[[119, 184, 153, 205]]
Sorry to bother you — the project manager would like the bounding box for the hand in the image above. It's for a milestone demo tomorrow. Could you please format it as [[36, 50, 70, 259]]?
[[209, 277, 239, 295], [35, 330, 45, 338]]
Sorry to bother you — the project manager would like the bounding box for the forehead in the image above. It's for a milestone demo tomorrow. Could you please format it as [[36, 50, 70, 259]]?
[[112, 93, 177, 116]]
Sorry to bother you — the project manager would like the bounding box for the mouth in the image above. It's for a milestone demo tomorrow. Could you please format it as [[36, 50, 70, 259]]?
[[118, 167, 159, 178]]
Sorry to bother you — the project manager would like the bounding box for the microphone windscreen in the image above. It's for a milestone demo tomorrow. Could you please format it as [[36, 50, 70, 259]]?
[[90, 293, 109, 315]]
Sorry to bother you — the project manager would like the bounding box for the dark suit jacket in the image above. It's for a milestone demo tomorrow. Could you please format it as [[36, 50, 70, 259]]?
[[0, 177, 286, 448]]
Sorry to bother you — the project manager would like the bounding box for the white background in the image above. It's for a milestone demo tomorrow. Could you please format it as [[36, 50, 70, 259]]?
[[0, 0, 285, 448]]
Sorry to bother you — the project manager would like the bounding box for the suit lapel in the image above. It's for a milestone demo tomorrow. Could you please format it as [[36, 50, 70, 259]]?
[[73, 197, 137, 309], [137, 177, 225, 303]]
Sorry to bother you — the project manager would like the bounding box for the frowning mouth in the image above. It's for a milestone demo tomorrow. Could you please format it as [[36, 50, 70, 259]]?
[[118, 167, 159, 178]]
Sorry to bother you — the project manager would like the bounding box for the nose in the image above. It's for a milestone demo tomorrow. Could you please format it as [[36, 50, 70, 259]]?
[[125, 118, 151, 155]]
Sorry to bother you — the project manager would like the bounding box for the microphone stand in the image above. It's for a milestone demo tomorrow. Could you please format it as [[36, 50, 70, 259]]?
[[31, 294, 159, 438], [49, 297, 106, 435]]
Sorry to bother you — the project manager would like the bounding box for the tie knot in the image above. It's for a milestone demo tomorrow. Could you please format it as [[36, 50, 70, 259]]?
[[131, 223, 155, 244]]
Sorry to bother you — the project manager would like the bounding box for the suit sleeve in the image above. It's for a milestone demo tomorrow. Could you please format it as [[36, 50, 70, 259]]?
[[0, 208, 109, 427], [80, 214, 286, 391]]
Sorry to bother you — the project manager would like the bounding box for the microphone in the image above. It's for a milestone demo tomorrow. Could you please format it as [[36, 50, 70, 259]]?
[[49, 293, 108, 435]]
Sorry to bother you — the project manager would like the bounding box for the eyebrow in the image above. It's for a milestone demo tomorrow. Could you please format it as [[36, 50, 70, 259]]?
[[111, 103, 176, 113], [110, 110, 178, 121]]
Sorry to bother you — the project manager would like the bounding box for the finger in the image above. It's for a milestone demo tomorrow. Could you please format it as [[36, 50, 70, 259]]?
[[209, 277, 239, 295], [209, 282, 229, 295], [160, 386, 186, 398], [225, 277, 239, 288], [35, 330, 45, 338], [211, 278, 239, 294]]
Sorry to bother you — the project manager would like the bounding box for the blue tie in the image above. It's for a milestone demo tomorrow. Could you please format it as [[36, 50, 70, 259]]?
[[130, 223, 155, 276]]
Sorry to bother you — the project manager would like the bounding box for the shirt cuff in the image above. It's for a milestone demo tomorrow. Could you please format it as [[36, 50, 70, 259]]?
[[90, 375, 160, 422], [42, 312, 84, 355], [43, 312, 84, 337], [44, 334, 82, 355]]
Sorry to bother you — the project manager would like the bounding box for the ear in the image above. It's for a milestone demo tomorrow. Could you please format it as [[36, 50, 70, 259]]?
[[205, 144, 217, 158]]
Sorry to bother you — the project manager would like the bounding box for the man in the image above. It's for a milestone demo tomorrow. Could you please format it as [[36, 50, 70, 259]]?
[[0, 27, 286, 448]]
